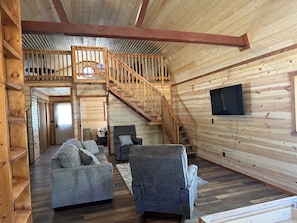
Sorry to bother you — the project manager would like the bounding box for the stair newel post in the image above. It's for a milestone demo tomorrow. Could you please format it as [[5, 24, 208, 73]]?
[[161, 97, 166, 144], [105, 49, 110, 89], [160, 55, 164, 88]]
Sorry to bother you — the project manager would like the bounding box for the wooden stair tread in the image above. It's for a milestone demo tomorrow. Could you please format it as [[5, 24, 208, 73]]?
[[186, 151, 197, 155]]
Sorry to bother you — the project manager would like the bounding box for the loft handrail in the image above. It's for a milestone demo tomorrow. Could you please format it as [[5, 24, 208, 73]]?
[[112, 52, 170, 86], [108, 52, 163, 119]]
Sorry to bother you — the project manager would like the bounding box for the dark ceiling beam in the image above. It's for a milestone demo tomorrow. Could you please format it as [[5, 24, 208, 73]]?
[[52, 0, 69, 23], [21, 21, 250, 48], [135, 0, 150, 27]]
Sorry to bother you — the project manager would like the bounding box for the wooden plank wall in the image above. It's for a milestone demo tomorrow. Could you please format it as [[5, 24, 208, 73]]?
[[168, 0, 297, 194], [108, 82, 171, 154], [75, 84, 108, 140], [26, 89, 49, 163], [25, 80, 169, 162], [80, 97, 107, 140], [108, 93, 163, 154]]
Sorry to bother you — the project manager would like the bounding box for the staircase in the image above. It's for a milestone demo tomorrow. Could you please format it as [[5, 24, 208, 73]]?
[[108, 53, 197, 156]]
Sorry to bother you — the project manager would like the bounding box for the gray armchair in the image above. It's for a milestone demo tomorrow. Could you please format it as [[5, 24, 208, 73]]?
[[114, 125, 142, 161], [129, 144, 198, 219]]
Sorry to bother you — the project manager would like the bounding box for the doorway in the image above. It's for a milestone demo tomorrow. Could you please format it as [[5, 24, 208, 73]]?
[[54, 102, 73, 144]]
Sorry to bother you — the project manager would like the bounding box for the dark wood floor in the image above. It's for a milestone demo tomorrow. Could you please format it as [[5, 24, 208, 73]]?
[[30, 146, 291, 223]]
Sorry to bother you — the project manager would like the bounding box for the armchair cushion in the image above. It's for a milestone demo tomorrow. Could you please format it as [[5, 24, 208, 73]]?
[[118, 135, 134, 146]]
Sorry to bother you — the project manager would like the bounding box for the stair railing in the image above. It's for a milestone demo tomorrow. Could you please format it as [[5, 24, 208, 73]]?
[[113, 53, 170, 86], [108, 52, 163, 119], [161, 95, 180, 144], [108, 52, 182, 146]]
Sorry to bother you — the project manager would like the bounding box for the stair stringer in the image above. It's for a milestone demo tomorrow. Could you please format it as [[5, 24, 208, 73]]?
[[108, 54, 196, 156]]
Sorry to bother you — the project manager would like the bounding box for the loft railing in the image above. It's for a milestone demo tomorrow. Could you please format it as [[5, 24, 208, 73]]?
[[161, 95, 180, 143], [108, 52, 163, 118], [71, 46, 108, 83], [108, 52, 169, 86], [23, 48, 170, 84], [23, 49, 72, 81]]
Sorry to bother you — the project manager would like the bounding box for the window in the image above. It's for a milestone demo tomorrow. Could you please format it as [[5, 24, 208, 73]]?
[[55, 102, 72, 126], [83, 66, 95, 77]]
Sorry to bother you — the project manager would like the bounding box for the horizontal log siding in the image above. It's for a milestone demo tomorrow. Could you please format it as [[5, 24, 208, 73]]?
[[108, 82, 170, 154], [171, 48, 297, 194], [108, 94, 163, 154], [168, 0, 297, 195]]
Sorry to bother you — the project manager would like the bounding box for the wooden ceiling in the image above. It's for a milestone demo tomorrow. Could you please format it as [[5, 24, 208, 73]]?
[[21, 0, 250, 54]]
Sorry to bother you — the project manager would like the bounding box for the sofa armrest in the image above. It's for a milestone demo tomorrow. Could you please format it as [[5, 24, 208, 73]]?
[[98, 145, 105, 154], [132, 137, 142, 145]]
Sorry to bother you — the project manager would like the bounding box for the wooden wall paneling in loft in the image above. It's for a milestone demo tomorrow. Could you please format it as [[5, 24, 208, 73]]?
[[167, 1, 297, 84], [171, 46, 297, 195]]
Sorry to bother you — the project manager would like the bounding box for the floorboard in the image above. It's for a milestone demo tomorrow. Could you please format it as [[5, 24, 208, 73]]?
[[30, 146, 291, 222]]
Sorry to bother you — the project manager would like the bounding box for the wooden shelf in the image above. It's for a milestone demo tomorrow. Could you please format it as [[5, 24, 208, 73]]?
[[1, 0, 32, 222], [5, 80, 23, 91], [8, 116, 26, 124], [0, 2, 20, 29], [12, 177, 29, 201], [10, 147, 27, 163], [15, 210, 31, 223], [3, 40, 22, 59]]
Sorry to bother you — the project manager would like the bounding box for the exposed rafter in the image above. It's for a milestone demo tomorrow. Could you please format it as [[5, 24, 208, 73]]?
[[135, 0, 150, 27], [52, 0, 69, 23], [21, 21, 250, 49]]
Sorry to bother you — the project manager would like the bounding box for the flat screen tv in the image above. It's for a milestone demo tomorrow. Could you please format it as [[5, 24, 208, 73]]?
[[210, 84, 245, 115]]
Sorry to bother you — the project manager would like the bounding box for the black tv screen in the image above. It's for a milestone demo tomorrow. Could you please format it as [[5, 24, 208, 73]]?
[[210, 84, 245, 115]]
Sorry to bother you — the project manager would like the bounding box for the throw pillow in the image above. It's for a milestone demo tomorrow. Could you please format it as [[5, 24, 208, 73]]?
[[82, 140, 99, 154], [118, 135, 133, 146], [65, 138, 83, 149], [58, 144, 82, 168], [79, 148, 100, 165]]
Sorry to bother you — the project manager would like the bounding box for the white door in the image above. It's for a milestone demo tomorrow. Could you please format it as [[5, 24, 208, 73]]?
[[54, 102, 73, 144]]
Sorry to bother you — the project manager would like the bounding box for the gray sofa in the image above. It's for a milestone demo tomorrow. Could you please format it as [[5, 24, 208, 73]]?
[[129, 144, 198, 219], [51, 138, 113, 209]]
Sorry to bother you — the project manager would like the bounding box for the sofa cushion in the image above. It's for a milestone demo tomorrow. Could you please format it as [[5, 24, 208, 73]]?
[[82, 140, 99, 154], [58, 144, 82, 168], [79, 148, 100, 165], [118, 135, 133, 146], [65, 138, 83, 149]]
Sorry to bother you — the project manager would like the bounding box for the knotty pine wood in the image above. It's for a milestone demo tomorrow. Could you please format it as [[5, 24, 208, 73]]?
[[171, 46, 297, 194], [30, 146, 290, 223], [80, 96, 107, 140], [108, 93, 163, 154], [167, 0, 297, 195]]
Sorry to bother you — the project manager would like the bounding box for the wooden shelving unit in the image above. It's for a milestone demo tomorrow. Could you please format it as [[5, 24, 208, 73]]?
[[0, 0, 32, 222]]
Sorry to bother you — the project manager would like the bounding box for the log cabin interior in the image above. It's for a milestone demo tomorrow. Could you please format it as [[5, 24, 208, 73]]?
[[1, 0, 297, 222]]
